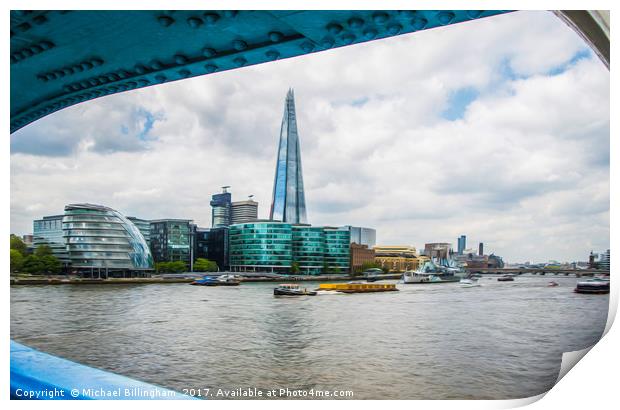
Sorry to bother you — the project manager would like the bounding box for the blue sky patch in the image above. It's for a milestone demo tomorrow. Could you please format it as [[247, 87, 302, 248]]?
[[441, 87, 479, 121]]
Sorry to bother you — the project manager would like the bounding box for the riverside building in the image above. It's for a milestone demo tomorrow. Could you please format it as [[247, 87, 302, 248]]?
[[127, 216, 151, 247], [149, 219, 193, 265], [62, 203, 153, 276], [374, 245, 419, 272], [231, 198, 259, 224], [33, 215, 70, 269], [228, 221, 350, 274], [344, 226, 376, 248]]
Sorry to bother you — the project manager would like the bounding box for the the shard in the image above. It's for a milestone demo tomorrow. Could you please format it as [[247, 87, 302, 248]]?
[[269, 89, 308, 224]]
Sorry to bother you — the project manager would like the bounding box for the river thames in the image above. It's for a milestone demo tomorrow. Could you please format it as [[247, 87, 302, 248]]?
[[10, 275, 609, 399]]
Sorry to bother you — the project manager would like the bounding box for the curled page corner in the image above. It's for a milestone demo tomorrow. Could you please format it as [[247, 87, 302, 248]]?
[[555, 346, 594, 384]]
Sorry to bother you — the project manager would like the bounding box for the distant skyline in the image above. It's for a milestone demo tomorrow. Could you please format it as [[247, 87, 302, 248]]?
[[10, 11, 610, 263]]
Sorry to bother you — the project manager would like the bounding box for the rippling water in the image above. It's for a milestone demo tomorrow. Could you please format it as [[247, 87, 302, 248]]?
[[11, 276, 609, 399]]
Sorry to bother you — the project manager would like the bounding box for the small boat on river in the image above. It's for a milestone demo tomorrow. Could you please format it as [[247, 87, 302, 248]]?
[[460, 278, 481, 288], [547, 281, 559, 287], [274, 283, 317, 296], [497, 275, 515, 282]]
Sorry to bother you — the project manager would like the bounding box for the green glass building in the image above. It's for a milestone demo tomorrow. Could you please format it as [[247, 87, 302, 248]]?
[[229, 222, 292, 273], [323, 227, 351, 273], [292, 225, 325, 275]]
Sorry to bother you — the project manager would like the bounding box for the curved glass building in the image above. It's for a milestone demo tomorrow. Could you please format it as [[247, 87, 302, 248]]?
[[292, 225, 325, 275], [229, 222, 292, 273], [62, 203, 153, 272]]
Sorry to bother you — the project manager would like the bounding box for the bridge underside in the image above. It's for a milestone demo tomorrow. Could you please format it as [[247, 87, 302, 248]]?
[[10, 10, 510, 133]]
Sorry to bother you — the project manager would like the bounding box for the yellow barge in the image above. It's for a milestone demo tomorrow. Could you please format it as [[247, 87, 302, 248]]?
[[318, 283, 399, 293]]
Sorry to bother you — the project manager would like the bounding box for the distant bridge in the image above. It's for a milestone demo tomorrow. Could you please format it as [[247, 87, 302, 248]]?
[[465, 268, 610, 277]]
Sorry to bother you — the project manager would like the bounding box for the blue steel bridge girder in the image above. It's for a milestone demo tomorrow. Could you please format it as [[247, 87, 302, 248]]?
[[10, 10, 510, 133]]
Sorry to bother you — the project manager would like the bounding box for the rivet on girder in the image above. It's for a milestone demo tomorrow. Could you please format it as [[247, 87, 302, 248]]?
[[40, 41, 54, 50], [300, 42, 314, 52], [204, 64, 218, 73], [178, 69, 191, 78], [30, 44, 43, 53], [467, 11, 483, 19], [91, 58, 104, 66], [387, 23, 402, 35], [411, 17, 428, 30], [327, 23, 343, 35], [150, 60, 163, 70], [63, 67, 74, 76], [341, 33, 356, 45], [33, 15, 48, 25], [437, 11, 455, 25], [22, 49, 34, 57], [202, 47, 217, 58], [348, 17, 364, 29], [398, 11, 416, 18], [17, 22, 31, 32], [265, 50, 280, 60], [232, 40, 248, 51], [155, 74, 167, 83], [321, 37, 335, 49], [233, 57, 247, 67], [187, 17, 203, 28], [269, 31, 284, 42], [135, 64, 148, 74], [363, 28, 378, 40], [158, 16, 175, 27], [223, 11, 238, 18], [372, 12, 389, 24], [174, 54, 188, 65], [204, 12, 220, 26], [82, 61, 94, 70]]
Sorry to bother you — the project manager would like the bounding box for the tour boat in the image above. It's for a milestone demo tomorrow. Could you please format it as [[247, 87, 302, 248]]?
[[574, 278, 610, 294], [274, 283, 317, 296]]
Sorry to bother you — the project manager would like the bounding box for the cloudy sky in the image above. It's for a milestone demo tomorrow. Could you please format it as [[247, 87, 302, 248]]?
[[10, 11, 609, 263]]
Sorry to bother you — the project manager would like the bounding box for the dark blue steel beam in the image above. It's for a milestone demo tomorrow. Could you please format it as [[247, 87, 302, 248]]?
[[10, 10, 511, 133], [10, 340, 197, 400]]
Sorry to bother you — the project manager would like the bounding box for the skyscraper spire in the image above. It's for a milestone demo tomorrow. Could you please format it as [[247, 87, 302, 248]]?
[[269, 89, 308, 224]]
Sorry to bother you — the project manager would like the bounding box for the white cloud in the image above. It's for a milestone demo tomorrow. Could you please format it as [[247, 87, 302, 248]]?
[[10, 11, 609, 263]]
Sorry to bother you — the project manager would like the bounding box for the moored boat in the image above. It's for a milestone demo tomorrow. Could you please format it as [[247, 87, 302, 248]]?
[[274, 283, 317, 296], [190, 274, 240, 286], [497, 275, 515, 282]]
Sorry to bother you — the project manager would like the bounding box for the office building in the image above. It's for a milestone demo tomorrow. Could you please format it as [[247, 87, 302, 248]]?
[[231, 198, 258, 224], [292, 225, 325, 275], [269, 89, 308, 224], [127, 216, 151, 247], [150, 219, 193, 265], [211, 186, 232, 228], [457, 235, 466, 255], [194, 227, 229, 271], [229, 221, 293, 273], [479, 242, 484, 256], [344, 226, 377, 248], [424, 243, 452, 261], [350, 243, 376, 274], [62, 203, 153, 275], [33, 215, 70, 267], [323, 227, 351, 273], [374, 245, 419, 272]]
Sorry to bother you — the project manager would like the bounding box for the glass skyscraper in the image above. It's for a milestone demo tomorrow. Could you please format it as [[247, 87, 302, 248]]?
[[270, 88, 308, 224], [211, 187, 232, 228]]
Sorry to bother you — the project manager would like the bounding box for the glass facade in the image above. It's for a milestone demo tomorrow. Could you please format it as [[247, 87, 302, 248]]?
[[229, 222, 292, 272], [211, 189, 232, 228], [195, 227, 229, 271], [270, 89, 308, 224], [33, 215, 70, 267], [344, 226, 376, 248], [292, 225, 325, 275], [128, 217, 151, 247], [149, 219, 192, 264], [62, 204, 153, 270], [323, 227, 351, 273]]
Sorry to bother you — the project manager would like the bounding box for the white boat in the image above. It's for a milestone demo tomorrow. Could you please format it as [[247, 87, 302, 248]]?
[[402, 260, 462, 284], [459, 278, 480, 288]]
